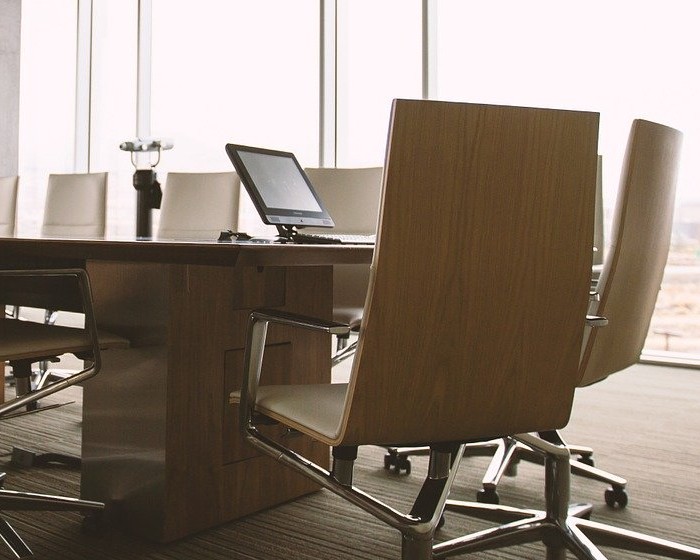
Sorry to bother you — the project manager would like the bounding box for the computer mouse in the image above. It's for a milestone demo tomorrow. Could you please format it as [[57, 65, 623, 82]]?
[[218, 230, 252, 241]]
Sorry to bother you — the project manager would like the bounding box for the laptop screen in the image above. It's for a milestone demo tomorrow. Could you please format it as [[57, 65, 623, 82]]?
[[225, 144, 334, 230]]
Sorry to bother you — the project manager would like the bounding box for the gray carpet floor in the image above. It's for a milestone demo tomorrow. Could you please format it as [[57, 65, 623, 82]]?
[[0, 363, 698, 559]]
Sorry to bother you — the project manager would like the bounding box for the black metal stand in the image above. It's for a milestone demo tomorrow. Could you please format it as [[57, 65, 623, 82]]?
[[133, 169, 162, 238]]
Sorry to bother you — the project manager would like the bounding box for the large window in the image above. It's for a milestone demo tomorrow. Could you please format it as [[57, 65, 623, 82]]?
[[90, 0, 138, 237], [18, 0, 77, 236], [16, 0, 700, 363], [335, 0, 422, 167], [150, 0, 319, 234], [436, 0, 700, 360]]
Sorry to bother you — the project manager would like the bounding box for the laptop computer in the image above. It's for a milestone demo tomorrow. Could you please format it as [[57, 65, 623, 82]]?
[[224, 143, 375, 245]]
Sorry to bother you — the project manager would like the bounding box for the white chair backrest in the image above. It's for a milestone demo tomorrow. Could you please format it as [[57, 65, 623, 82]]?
[[41, 172, 108, 238], [0, 176, 19, 237], [158, 172, 240, 240], [303, 167, 383, 314], [303, 167, 383, 235]]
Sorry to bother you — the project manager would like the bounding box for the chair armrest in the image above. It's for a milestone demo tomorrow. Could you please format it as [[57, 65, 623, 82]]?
[[0, 268, 101, 417], [250, 309, 351, 336], [586, 314, 608, 328], [239, 309, 350, 433]]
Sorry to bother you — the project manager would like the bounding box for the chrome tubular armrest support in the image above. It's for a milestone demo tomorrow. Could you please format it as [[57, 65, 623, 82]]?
[[250, 309, 351, 336], [239, 308, 351, 434], [0, 268, 101, 417]]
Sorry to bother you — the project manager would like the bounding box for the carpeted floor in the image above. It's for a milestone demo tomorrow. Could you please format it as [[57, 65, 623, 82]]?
[[0, 363, 698, 559]]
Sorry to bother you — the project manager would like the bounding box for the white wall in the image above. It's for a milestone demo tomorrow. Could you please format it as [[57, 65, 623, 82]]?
[[0, 0, 21, 177]]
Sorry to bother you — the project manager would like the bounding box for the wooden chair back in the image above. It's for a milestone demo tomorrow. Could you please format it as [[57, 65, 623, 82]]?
[[337, 100, 600, 446], [579, 120, 683, 386]]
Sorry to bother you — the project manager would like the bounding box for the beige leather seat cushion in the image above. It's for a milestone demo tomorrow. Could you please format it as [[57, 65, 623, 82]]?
[[232, 383, 348, 441], [0, 320, 128, 361]]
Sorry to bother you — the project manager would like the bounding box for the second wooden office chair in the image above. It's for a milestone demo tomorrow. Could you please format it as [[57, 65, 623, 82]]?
[[231, 99, 600, 559], [420, 118, 683, 508], [437, 119, 699, 560], [0, 268, 106, 558]]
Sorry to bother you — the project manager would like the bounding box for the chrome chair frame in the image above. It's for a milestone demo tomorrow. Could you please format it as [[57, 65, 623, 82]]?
[[239, 310, 466, 560], [435, 433, 700, 560], [1, 268, 105, 558]]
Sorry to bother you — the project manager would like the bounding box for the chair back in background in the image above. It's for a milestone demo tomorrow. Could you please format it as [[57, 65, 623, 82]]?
[[0, 176, 19, 237], [304, 167, 383, 324], [580, 119, 683, 386], [157, 171, 240, 240], [41, 172, 108, 238], [592, 155, 605, 266], [337, 100, 599, 447], [304, 167, 383, 235]]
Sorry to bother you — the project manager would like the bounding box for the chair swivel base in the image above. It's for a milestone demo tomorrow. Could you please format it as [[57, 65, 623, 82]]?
[[433, 434, 700, 560], [472, 433, 628, 508], [0, 478, 103, 558], [384, 430, 629, 508]]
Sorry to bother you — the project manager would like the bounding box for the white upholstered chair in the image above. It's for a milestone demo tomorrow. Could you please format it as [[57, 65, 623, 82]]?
[[0, 176, 19, 237], [303, 167, 383, 361], [41, 172, 108, 238], [157, 171, 240, 240]]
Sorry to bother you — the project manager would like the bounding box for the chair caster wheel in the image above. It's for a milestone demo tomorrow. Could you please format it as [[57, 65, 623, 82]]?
[[504, 462, 519, 477], [577, 454, 595, 467], [383, 453, 411, 475], [476, 488, 500, 504], [604, 486, 628, 508]]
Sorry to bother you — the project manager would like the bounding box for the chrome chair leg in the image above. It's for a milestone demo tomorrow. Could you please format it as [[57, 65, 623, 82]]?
[[433, 433, 700, 560], [385, 433, 627, 509], [0, 488, 103, 558], [0, 516, 32, 558], [332, 339, 357, 367]]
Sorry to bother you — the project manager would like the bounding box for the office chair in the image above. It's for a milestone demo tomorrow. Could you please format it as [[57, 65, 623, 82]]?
[[1, 176, 19, 321], [41, 172, 108, 238], [393, 119, 682, 509], [0, 268, 105, 558], [303, 167, 382, 363], [0, 176, 19, 238], [230, 99, 600, 559], [435, 119, 700, 560], [3, 266, 128, 446], [34, 171, 109, 347], [157, 171, 240, 240]]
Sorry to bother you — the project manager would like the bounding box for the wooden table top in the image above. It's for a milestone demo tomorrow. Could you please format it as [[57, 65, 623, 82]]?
[[0, 236, 374, 267]]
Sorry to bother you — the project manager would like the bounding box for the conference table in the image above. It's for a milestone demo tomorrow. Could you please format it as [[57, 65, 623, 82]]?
[[0, 236, 373, 542]]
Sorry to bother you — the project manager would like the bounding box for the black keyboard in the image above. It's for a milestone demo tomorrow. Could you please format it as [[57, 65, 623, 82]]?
[[291, 233, 375, 245]]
